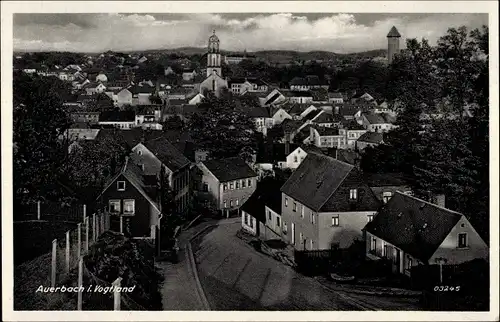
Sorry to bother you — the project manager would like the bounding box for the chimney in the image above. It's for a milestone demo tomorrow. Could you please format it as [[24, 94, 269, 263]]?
[[434, 194, 446, 208]]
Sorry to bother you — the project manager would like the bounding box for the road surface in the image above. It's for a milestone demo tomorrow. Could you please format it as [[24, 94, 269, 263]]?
[[192, 222, 369, 310]]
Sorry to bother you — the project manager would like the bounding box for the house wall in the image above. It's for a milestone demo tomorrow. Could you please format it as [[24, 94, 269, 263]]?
[[273, 109, 292, 125], [345, 130, 367, 149], [188, 94, 204, 105], [318, 211, 376, 249], [101, 174, 157, 237], [219, 177, 257, 210], [286, 148, 307, 169], [280, 194, 319, 250], [365, 231, 412, 275], [429, 217, 489, 265], [117, 89, 133, 106], [131, 143, 169, 176], [265, 206, 283, 237], [241, 210, 258, 235], [198, 163, 221, 207]]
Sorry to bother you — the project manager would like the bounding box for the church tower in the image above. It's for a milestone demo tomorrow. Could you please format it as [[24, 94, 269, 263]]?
[[207, 30, 222, 77], [387, 26, 401, 64]]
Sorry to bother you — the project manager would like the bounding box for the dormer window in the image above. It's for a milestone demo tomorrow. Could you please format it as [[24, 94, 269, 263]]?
[[117, 181, 126, 191]]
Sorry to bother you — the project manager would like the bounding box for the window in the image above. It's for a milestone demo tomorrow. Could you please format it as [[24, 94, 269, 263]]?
[[293, 202, 297, 212], [283, 221, 287, 233], [383, 244, 387, 257], [123, 199, 135, 215], [138, 150, 142, 156], [248, 179, 252, 187], [332, 215, 340, 227], [349, 188, 358, 200], [242, 180, 246, 188], [311, 213, 315, 224], [223, 184, 227, 191], [268, 211, 272, 221], [310, 240, 314, 250], [230, 182, 234, 190], [202, 183, 209, 192], [236, 181, 240, 189], [230, 200, 234, 207], [367, 214, 374, 222], [276, 217, 281, 227], [294, 156, 298, 162], [236, 199, 239, 206], [407, 256, 413, 270], [285, 198, 288, 207], [458, 233, 468, 248], [223, 200, 227, 208], [117, 181, 126, 191], [244, 213, 249, 225], [249, 217, 254, 228], [370, 237, 377, 252], [109, 200, 121, 213], [299, 233, 303, 243], [140, 164, 145, 171], [382, 191, 393, 203]]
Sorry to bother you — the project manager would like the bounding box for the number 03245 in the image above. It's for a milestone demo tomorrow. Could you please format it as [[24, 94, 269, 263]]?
[[433, 286, 460, 291]]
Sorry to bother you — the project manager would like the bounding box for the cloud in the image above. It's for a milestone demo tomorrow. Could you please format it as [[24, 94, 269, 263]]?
[[13, 13, 487, 53]]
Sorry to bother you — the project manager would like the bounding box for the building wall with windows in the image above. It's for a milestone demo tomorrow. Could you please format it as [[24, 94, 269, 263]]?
[[101, 174, 160, 237], [365, 231, 414, 275], [280, 194, 320, 250], [264, 205, 283, 237], [219, 177, 257, 210], [429, 216, 489, 265], [285, 147, 307, 169], [318, 210, 376, 249]]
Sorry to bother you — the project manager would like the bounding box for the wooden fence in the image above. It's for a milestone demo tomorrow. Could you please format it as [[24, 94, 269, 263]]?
[[18, 200, 90, 223]]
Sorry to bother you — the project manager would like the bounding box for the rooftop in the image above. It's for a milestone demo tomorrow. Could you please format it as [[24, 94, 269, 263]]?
[[202, 157, 257, 182]]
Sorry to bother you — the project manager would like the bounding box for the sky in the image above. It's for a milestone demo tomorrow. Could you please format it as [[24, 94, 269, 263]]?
[[13, 13, 488, 53]]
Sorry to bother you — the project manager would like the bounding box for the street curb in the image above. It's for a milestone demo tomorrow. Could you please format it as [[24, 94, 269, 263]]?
[[186, 242, 211, 310]]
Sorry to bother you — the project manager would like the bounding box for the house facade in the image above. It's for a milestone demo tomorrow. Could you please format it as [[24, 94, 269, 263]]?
[[98, 111, 136, 129], [364, 192, 489, 276], [116, 88, 133, 107], [98, 159, 160, 238], [310, 126, 345, 148], [130, 138, 191, 214], [198, 157, 258, 210], [280, 153, 381, 250]]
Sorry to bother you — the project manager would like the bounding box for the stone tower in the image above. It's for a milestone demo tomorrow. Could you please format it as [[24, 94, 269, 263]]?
[[207, 30, 222, 77], [387, 26, 401, 64]]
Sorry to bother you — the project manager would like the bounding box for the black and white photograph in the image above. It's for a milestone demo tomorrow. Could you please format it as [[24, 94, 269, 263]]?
[[2, 1, 498, 320]]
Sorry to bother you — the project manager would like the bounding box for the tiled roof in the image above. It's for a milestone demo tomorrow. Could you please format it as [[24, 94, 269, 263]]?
[[312, 111, 344, 124], [357, 131, 384, 144], [363, 112, 395, 124], [202, 157, 257, 182], [143, 136, 191, 172], [315, 126, 341, 136], [328, 92, 343, 99], [273, 143, 299, 161], [342, 119, 366, 130], [282, 90, 313, 98], [129, 85, 155, 95], [240, 178, 285, 223], [99, 110, 135, 122], [281, 152, 354, 212], [302, 109, 322, 121], [248, 105, 271, 118], [364, 192, 462, 262], [363, 172, 412, 187]]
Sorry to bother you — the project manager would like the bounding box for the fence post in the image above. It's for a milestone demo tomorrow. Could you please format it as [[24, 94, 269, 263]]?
[[37, 201, 41, 220], [51, 239, 57, 287], [113, 277, 123, 311], [120, 215, 123, 234], [77, 223, 81, 259], [77, 257, 83, 310], [85, 216, 89, 252], [65, 231, 70, 274], [83, 204, 87, 222], [93, 213, 97, 242]]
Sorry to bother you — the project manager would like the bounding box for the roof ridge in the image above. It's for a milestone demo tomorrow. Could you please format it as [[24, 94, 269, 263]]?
[[394, 191, 463, 216]]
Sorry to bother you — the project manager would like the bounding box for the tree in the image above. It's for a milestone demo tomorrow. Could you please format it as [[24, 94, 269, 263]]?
[[188, 94, 257, 159], [13, 72, 72, 203]]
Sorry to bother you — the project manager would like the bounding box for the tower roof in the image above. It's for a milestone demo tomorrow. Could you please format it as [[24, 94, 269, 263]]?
[[209, 30, 219, 42], [387, 26, 401, 38]]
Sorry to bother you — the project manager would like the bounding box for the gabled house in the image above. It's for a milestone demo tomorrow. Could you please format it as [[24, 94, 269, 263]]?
[[116, 88, 133, 107], [84, 82, 107, 95], [130, 85, 155, 106], [361, 112, 397, 133], [130, 136, 191, 214], [260, 88, 287, 107], [339, 119, 368, 149], [309, 126, 345, 148], [328, 92, 344, 104], [356, 131, 385, 150], [198, 157, 258, 210], [241, 178, 284, 239], [229, 77, 269, 95], [311, 110, 344, 128], [363, 192, 489, 275], [282, 90, 314, 104], [280, 153, 382, 250], [271, 107, 292, 126], [98, 157, 161, 237], [182, 69, 197, 81]]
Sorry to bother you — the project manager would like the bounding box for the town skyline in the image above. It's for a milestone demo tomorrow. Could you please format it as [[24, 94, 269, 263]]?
[[14, 13, 487, 53]]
